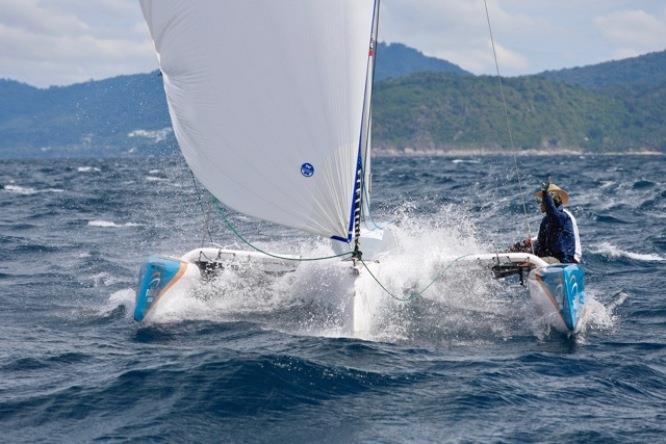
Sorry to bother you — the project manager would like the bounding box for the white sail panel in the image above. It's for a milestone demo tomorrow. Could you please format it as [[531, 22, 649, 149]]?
[[140, 0, 376, 240]]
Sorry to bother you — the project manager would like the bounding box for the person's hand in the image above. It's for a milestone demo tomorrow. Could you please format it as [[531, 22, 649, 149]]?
[[540, 180, 550, 192], [509, 239, 532, 252]]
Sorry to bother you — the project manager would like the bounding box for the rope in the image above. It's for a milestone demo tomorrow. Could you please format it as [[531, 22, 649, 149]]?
[[173, 152, 214, 248], [211, 198, 354, 262], [483, 0, 535, 254], [358, 254, 476, 302], [187, 169, 477, 305], [361, 187, 384, 231], [175, 153, 349, 261]]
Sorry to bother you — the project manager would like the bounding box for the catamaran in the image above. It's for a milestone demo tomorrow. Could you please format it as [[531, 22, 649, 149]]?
[[134, 0, 586, 335]]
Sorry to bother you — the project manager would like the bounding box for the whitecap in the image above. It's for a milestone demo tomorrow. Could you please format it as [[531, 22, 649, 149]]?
[[77, 166, 101, 173], [88, 220, 142, 228], [591, 242, 665, 262], [89, 272, 122, 287], [145, 176, 168, 182], [3, 185, 64, 195], [4, 185, 37, 195], [105, 289, 136, 319]]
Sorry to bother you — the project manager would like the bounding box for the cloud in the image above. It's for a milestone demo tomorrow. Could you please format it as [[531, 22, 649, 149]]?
[[0, 0, 89, 37], [0, 0, 155, 87], [381, 0, 538, 75], [594, 9, 666, 58], [1, 1, 665, 86]]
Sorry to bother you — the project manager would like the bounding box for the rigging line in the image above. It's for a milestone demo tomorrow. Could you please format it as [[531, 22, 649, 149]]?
[[211, 198, 354, 262], [358, 254, 477, 302], [173, 151, 214, 246], [188, 168, 214, 248], [362, 187, 383, 231], [483, 0, 534, 254], [200, 197, 214, 249]]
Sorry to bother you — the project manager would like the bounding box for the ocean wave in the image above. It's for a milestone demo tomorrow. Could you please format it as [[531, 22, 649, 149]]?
[[88, 272, 123, 287], [632, 179, 656, 189], [87, 220, 142, 228], [77, 166, 101, 173], [594, 213, 630, 224], [452, 159, 481, 164], [3, 185, 64, 195], [145, 176, 169, 182], [591, 242, 665, 262]]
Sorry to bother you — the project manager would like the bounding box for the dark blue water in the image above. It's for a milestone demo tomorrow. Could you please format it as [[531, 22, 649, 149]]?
[[1, 155, 665, 443]]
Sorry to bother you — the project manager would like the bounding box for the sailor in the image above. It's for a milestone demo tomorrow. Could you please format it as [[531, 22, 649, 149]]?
[[511, 182, 582, 264]]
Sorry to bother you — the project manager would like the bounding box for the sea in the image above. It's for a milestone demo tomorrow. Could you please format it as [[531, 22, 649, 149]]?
[[1, 154, 664, 443]]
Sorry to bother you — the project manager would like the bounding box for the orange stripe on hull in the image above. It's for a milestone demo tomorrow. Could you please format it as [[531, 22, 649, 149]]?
[[145, 262, 188, 320]]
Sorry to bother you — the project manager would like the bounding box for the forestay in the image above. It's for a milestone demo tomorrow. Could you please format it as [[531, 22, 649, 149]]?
[[140, 0, 377, 241]]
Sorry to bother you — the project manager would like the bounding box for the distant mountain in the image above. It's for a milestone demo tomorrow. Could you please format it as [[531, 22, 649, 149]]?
[[373, 72, 665, 152], [1, 44, 664, 157], [0, 41, 470, 157], [0, 73, 171, 157], [540, 49, 666, 91], [375, 42, 472, 81]]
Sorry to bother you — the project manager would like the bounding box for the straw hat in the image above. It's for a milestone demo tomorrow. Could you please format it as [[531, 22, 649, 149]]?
[[535, 183, 569, 205]]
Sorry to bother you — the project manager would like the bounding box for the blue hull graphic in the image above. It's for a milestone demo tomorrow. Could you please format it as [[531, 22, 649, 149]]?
[[134, 256, 185, 321], [536, 264, 585, 332]]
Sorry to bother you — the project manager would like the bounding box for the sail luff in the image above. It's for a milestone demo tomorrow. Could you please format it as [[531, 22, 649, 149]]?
[[355, 0, 381, 241]]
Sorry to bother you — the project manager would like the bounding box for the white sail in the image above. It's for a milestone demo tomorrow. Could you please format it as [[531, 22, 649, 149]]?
[[140, 0, 377, 241]]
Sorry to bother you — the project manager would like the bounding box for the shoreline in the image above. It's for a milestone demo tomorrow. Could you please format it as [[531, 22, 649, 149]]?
[[0, 147, 663, 161], [373, 148, 664, 157]]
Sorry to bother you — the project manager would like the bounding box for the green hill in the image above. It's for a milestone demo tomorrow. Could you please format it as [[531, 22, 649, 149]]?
[[540, 50, 666, 91], [0, 74, 171, 157], [375, 42, 471, 81], [372, 72, 665, 152], [0, 41, 471, 157]]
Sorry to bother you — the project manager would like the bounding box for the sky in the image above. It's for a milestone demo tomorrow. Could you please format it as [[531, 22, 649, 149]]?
[[1, 0, 665, 87]]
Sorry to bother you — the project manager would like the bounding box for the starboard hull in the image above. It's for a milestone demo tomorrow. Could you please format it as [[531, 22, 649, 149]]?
[[454, 253, 586, 334], [527, 264, 586, 334]]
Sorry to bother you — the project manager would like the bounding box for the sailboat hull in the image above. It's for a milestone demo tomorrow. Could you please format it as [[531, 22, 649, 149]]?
[[134, 248, 355, 323], [134, 256, 200, 321], [527, 264, 586, 333], [455, 253, 586, 334], [134, 249, 585, 335]]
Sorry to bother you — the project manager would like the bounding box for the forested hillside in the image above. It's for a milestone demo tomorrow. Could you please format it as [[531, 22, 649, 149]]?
[[372, 72, 665, 151], [541, 50, 666, 91]]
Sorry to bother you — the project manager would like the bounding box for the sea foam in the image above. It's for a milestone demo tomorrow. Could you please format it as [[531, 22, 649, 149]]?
[[591, 242, 665, 262], [88, 220, 141, 228]]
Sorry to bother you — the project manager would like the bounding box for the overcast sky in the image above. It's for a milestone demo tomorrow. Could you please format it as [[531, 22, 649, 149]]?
[[1, 0, 665, 87]]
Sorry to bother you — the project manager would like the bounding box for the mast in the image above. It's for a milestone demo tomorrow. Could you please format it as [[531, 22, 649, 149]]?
[[353, 0, 381, 259]]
